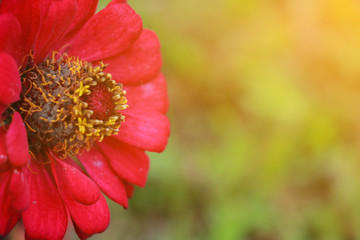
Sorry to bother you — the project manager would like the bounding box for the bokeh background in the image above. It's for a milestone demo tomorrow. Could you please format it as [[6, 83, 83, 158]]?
[[94, 0, 360, 239]]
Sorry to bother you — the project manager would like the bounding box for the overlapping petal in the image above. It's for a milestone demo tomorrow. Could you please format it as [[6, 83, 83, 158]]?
[[0, 171, 21, 237], [55, 159, 100, 205], [0, 53, 21, 105], [22, 161, 67, 240], [0, 0, 50, 63], [5, 112, 29, 168], [8, 168, 29, 212], [115, 109, 170, 152], [109, 0, 128, 5], [124, 182, 135, 199], [98, 138, 149, 187], [0, 130, 8, 171], [57, 0, 99, 46], [34, 0, 77, 63], [53, 159, 110, 239], [105, 29, 162, 85], [69, 3, 142, 61], [125, 73, 169, 113], [70, 195, 109, 240], [78, 147, 129, 208], [0, 13, 21, 56]]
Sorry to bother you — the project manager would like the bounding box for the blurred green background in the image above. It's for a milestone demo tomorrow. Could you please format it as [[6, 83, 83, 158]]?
[[94, 1, 360, 239]]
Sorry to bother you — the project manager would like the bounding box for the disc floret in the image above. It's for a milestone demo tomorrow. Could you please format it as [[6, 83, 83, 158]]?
[[18, 53, 128, 158]]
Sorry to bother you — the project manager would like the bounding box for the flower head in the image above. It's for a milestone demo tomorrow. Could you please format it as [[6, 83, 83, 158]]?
[[0, 0, 170, 239]]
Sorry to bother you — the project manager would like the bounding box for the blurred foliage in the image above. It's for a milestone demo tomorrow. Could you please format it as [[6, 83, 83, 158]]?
[[92, 0, 360, 239]]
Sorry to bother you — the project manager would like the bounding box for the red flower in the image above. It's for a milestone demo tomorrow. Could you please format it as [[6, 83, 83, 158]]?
[[0, 0, 170, 239]]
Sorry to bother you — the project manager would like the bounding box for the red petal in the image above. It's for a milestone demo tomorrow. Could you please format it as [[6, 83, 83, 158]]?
[[78, 147, 129, 208], [115, 109, 170, 152], [109, 0, 127, 5], [22, 161, 68, 240], [55, 0, 98, 48], [56, 182, 110, 239], [69, 195, 109, 239], [125, 182, 134, 199], [51, 159, 109, 238], [68, 3, 142, 61], [124, 73, 169, 114], [6, 112, 30, 167], [0, 13, 21, 57], [0, 53, 21, 105], [8, 169, 29, 212], [0, 131, 8, 170], [98, 138, 149, 187], [104, 29, 162, 84], [34, 0, 77, 63], [55, 159, 100, 205], [0, 0, 49, 64], [0, 171, 21, 237]]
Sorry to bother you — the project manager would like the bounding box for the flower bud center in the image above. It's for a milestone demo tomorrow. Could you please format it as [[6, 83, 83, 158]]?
[[16, 53, 128, 158]]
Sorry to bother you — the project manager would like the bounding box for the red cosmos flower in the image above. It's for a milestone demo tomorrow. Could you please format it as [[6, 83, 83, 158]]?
[[0, 0, 170, 239]]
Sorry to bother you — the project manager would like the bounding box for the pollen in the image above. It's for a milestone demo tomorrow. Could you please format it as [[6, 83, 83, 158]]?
[[16, 53, 128, 158]]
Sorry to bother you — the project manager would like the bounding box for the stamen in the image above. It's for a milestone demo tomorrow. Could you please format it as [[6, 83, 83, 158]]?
[[16, 53, 128, 159]]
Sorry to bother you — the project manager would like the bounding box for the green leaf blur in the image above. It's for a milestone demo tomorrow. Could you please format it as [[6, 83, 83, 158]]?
[[94, 1, 360, 239]]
